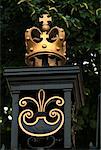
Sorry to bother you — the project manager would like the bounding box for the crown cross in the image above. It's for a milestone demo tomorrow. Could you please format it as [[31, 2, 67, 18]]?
[[25, 14, 67, 67], [39, 14, 52, 31], [40, 32, 49, 39]]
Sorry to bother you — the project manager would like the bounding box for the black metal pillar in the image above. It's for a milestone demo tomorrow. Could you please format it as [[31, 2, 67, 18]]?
[[64, 89, 72, 148], [99, 94, 101, 148], [11, 91, 20, 150], [96, 93, 101, 149], [3, 66, 84, 149]]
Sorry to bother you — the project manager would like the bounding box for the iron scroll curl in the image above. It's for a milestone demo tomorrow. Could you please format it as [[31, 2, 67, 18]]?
[[18, 89, 64, 137]]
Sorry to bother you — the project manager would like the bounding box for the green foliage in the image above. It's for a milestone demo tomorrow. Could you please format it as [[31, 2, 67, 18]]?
[[1, 0, 100, 148]]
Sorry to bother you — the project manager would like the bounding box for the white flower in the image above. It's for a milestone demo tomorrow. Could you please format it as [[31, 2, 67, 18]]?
[[0, 120, 2, 123], [4, 107, 8, 111], [95, 72, 98, 75], [83, 61, 89, 65], [94, 67, 97, 71], [8, 115, 12, 120]]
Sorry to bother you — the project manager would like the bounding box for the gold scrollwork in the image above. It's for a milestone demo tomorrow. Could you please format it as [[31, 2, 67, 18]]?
[[18, 89, 64, 137]]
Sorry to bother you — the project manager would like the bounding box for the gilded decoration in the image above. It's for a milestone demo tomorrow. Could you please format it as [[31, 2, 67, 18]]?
[[25, 14, 67, 67], [18, 89, 64, 137]]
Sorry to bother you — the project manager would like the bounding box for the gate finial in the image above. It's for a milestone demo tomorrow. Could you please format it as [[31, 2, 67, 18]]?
[[25, 14, 67, 67]]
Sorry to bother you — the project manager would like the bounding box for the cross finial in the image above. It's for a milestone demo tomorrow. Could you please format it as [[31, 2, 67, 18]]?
[[39, 14, 52, 31]]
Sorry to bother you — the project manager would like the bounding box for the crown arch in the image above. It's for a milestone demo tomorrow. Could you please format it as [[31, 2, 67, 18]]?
[[25, 14, 67, 67]]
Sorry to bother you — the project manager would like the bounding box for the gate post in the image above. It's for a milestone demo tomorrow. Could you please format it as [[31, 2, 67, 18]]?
[[64, 89, 72, 148], [11, 91, 20, 150]]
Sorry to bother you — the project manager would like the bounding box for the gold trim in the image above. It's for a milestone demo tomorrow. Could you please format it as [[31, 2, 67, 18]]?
[[38, 89, 45, 112], [18, 89, 64, 137], [19, 96, 40, 111], [25, 14, 67, 67], [43, 95, 64, 112], [18, 108, 64, 137]]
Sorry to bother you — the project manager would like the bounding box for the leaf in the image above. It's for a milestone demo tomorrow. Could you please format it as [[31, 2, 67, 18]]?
[[19, 7, 23, 12], [80, 2, 88, 9], [79, 10, 87, 18], [31, 9, 35, 17], [82, 2, 88, 9], [88, 9, 94, 15], [17, 0, 27, 5], [90, 16, 96, 22], [71, 18, 82, 29], [58, 13, 69, 28], [27, 1, 35, 7], [96, 8, 101, 16], [95, 43, 101, 53], [49, 7, 58, 12], [71, 8, 75, 15], [48, 0, 55, 3], [17, 0, 32, 5]]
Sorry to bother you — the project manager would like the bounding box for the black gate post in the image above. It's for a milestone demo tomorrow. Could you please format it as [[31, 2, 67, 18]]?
[[99, 94, 101, 148], [64, 89, 72, 148], [4, 66, 84, 149], [96, 93, 101, 149], [11, 91, 20, 150]]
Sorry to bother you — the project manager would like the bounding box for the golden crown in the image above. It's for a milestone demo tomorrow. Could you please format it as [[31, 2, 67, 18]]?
[[25, 14, 67, 67]]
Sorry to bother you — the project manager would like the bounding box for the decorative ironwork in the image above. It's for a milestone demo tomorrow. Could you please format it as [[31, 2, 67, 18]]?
[[18, 89, 64, 137], [27, 136, 56, 148], [25, 14, 67, 67]]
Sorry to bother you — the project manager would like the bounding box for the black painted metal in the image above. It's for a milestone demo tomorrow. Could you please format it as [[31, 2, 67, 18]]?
[[96, 93, 101, 149], [4, 66, 84, 108], [63, 89, 72, 148], [3, 65, 84, 149], [11, 91, 20, 150]]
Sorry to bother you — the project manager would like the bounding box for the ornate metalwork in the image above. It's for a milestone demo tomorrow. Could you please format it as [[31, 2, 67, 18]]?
[[25, 14, 67, 67], [18, 89, 64, 137], [27, 136, 56, 148]]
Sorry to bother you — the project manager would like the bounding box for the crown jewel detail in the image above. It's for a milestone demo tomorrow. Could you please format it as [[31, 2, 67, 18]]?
[[25, 14, 67, 67]]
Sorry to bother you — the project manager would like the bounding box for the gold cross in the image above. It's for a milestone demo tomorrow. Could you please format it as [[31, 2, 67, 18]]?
[[39, 14, 52, 25], [40, 32, 49, 39]]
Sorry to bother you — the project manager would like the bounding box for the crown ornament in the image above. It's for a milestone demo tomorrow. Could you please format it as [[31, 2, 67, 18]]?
[[25, 14, 67, 67]]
